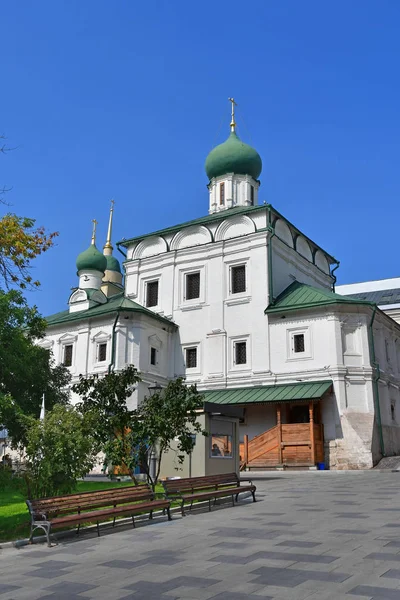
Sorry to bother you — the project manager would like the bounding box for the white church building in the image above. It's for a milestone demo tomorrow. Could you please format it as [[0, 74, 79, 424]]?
[[42, 103, 400, 471]]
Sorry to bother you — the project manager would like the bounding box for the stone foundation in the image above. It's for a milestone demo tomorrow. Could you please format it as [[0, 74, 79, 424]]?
[[325, 413, 376, 470]]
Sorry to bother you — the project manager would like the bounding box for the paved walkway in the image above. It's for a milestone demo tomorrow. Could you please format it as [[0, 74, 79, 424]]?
[[1, 471, 400, 599]]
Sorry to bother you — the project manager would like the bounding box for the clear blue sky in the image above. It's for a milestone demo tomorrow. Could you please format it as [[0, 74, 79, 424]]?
[[2, 1, 400, 316]]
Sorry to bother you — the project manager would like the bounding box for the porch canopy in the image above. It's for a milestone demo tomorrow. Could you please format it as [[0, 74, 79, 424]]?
[[202, 380, 332, 407]]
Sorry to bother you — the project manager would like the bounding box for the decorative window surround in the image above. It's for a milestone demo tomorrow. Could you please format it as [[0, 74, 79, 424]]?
[[230, 335, 251, 371], [148, 334, 162, 372], [178, 265, 206, 309], [286, 327, 312, 361], [183, 343, 201, 374], [92, 332, 111, 368], [58, 334, 78, 369], [225, 258, 250, 300]]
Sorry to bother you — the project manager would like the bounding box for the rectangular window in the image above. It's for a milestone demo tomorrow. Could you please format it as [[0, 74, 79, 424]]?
[[234, 341, 247, 365], [185, 272, 200, 300], [98, 343, 107, 362], [150, 347, 157, 366], [231, 265, 246, 294], [211, 435, 232, 458], [220, 182, 225, 205], [250, 185, 254, 205], [146, 280, 159, 307], [185, 347, 197, 368], [63, 344, 73, 367], [293, 334, 305, 353]]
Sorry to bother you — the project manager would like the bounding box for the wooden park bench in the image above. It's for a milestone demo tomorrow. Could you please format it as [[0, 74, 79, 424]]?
[[26, 483, 171, 547], [162, 472, 256, 516]]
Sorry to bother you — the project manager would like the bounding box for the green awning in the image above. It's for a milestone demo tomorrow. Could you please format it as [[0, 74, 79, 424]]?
[[202, 380, 333, 405]]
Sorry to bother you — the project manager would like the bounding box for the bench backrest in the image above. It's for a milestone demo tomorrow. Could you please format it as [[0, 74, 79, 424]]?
[[29, 484, 140, 505], [28, 484, 155, 517], [163, 472, 239, 494]]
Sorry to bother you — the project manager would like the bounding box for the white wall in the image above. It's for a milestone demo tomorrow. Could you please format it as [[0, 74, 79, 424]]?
[[42, 313, 176, 409]]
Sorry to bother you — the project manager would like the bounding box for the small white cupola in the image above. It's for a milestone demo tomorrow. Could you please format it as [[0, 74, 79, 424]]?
[[69, 219, 107, 312], [205, 98, 262, 214]]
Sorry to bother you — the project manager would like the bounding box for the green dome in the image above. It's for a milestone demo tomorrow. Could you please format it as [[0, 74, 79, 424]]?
[[205, 131, 262, 181], [105, 254, 121, 273], [76, 244, 107, 273]]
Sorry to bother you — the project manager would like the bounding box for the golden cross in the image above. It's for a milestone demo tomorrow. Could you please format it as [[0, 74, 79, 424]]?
[[228, 97, 237, 132], [91, 219, 98, 244]]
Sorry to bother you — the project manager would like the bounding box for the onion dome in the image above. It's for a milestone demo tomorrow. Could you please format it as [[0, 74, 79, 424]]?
[[76, 243, 107, 273], [205, 131, 262, 181], [105, 254, 121, 273]]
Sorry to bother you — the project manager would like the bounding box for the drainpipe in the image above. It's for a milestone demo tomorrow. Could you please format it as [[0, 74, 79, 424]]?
[[368, 305, 385, 458], [331, 261, 340, 293], [108, 311, 120, 374], [267, 204, 275, 306], [116, 242, 127, 259]]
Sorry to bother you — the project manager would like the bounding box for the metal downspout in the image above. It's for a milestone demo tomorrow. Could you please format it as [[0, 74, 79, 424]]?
[[116, 242, 127, 259], [331, 261, 340, 292], [368, 305, 385, 458], [108, 311, 120, 374], [267, 204, 275, 306]]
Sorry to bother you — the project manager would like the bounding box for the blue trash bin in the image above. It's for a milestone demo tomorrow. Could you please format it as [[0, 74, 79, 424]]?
[[317, 462, 325, 470]]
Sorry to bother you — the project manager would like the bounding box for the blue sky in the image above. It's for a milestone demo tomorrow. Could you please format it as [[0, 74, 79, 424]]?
[[2, 1, 400, 315]]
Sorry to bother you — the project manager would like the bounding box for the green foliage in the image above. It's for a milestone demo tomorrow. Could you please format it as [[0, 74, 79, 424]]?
[[0, 213, 58, 290], [72, 364, 141, 443], [72, 369, 207, 489], [72, 365, 141, 483], [0, 289, 71, 447], [105, 377, 207, 488], [24, 405, 98, 499]]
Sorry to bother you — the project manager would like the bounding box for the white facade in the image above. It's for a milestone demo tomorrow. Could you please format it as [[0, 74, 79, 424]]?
[[43, 118, 400, 471]]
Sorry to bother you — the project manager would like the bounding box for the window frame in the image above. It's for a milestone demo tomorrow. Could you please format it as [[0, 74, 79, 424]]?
[[230, 264, 246, 295], [220, 182, 225, 205], [185, 271, 201, 301], [234, 340, 247, 365], [145, 279, 159, 308], [63, 344, 73, 367], [97, 342, 108, 363], [179, 265, 206, 308], [293, 334, 305, 354], [150, 346, 157, 366], [287, 327, 312, 361], [230, 335, 251, 371], [185, 347, 198, 369]]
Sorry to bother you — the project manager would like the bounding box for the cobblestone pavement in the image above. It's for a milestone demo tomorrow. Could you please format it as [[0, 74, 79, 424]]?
[[2, 471, 400, 599]]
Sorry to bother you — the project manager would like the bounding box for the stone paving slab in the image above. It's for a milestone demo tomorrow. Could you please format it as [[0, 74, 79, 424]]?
[[3, 472, 400, 598]]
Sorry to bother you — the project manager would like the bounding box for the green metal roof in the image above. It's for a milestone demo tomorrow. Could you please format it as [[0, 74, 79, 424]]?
[[265, 281, 375, 315], [46, 293, 177, 328], [117, 204, 337, 264], [202, 380, 333, 405]]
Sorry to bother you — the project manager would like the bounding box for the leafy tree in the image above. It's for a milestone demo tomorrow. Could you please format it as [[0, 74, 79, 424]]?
[[72, 365, 141, 480], [0, 215, 58, 289], [0, 289, 71, 446], [72, 370, 207, 489], [123, 377, 207, 488], [24, 404, 98, 498]]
